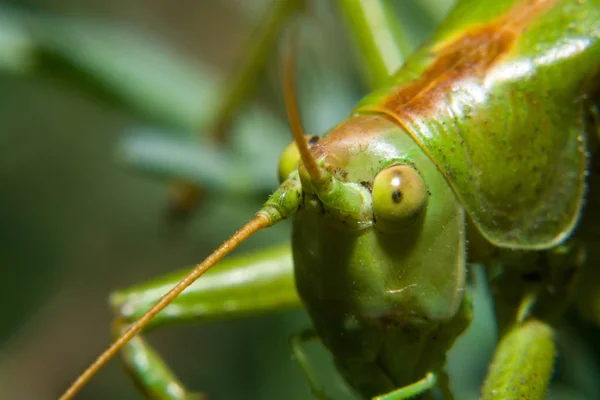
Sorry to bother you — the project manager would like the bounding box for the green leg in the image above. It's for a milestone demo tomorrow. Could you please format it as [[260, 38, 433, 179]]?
[[290, 329, 333, 400], [336, 0, 412, 89], [372, 372, 437, 400], [290, 328, 441, 400], [435, 369, 454, 400], [110, 244, 301, 399], [489, 240, 583, 335], [113, 325, 203, 400], [483, 241, 584, 399], [481, 319, 555, 400], [373, 290, 474, 400]]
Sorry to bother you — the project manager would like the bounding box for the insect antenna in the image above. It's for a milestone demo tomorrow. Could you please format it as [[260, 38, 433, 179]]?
[[60, 21, 311, 400], [282, 29, 324, 182], [58, 214, 271, 400]]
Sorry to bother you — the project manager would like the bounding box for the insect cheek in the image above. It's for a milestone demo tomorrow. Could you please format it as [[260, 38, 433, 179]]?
[[278, 141, 301, 183], [278, 136, 320, 183], [372, 164, 429, 232]]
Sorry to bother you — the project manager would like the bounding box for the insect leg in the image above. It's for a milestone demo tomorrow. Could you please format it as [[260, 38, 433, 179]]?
[[110, 244, 300, 399], [290, 329, 333, 400], [369, 284, 474, 400], [490, 240, 584, 335], [481, 319, 555, 400], [371, 372, 437, 400], [484, 240, 585, 399]]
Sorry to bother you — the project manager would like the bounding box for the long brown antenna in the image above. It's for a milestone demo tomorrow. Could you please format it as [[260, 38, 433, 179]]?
[[58, 214, 270, 400], [282, 31, 323, 182]]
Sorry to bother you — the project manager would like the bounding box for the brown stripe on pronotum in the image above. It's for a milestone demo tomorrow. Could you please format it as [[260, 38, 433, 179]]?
[[362, 0, 558, 119]]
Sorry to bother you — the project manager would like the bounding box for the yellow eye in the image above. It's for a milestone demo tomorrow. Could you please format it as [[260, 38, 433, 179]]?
[[372, 164, 428, 231], [278, 136, 319, 183]]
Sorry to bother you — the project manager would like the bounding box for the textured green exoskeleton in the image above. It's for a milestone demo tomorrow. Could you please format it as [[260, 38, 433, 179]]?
[[63, 0, 600, 399], [291, 114, 470, 398], [291, 0, 598, 397]]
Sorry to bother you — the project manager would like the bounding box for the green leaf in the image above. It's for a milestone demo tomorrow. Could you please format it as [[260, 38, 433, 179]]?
[[0, 5, 220, 130]]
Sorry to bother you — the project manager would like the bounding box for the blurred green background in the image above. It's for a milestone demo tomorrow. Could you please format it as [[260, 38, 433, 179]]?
[[0, 1, 598, 400]]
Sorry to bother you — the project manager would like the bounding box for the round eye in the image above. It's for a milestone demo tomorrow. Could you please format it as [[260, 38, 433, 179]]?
[[278, 136, 319, 183], [372, 164, 428, 230]]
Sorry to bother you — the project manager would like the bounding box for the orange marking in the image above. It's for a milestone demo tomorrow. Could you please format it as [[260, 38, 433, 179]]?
[[311, 1, 559, 172], [311, 114, 398, 169], [364, 0, 558, 118]]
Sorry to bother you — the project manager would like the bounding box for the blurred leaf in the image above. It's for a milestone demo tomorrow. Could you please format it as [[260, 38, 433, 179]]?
[[0, 4, 220, 130], [119, 128, 274, 195], [118, 99, 294, 195], [0, 10, 36, 73], [411, 0, 457, 24], [0, 4, 301, 195]]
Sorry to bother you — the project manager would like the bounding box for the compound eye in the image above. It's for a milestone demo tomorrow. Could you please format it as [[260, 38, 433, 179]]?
[[372, 164, 428, 231], [278, 136, 319, 183]]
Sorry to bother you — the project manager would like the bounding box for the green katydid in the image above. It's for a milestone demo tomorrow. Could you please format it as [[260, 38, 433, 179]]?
[[60, 0, 600, 399]]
